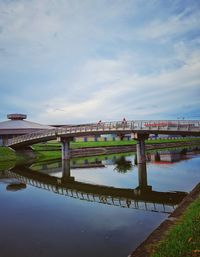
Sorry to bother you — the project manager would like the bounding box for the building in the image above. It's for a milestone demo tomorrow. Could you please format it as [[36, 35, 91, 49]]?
[[0, 114, 53, 146]]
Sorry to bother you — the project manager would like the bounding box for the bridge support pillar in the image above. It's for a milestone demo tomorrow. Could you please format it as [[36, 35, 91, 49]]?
[[62, 140, 70, 160], [118, 133, 124, 140], [132, 133, 149, 164], [57, 137, 73, 160]]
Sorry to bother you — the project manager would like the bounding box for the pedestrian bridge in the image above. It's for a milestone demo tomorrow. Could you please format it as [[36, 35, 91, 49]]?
[[6, 120, 200, 163], [6, 120, 200, 149]]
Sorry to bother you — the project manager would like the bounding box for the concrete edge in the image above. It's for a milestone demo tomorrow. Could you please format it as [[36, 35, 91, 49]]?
[[129, 182, 200, 257]]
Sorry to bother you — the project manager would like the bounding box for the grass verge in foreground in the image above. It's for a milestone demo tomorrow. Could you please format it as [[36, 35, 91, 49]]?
[[151, 196, 200, 257]]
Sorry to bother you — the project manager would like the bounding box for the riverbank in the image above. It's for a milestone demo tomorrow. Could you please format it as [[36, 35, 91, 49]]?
[[0, 147, 30, 170], [0, 146, 29, 162], [130, 183, 200, 257], [34, 139, 200, 161], [33, 137, 200, 150], [0, 138, 200, 163]]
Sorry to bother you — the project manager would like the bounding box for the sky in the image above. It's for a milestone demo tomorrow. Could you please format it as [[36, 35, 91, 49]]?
[[0, 0, 200, 124]]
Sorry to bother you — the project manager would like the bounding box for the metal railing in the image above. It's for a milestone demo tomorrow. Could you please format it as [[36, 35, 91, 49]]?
[[7, 120, 200, 146]]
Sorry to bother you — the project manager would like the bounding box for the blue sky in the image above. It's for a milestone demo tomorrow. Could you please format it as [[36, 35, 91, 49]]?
[[0, 0, 200, 124]]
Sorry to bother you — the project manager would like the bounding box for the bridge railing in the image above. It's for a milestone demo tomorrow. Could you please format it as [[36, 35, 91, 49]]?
[[7, 120, 200, 146]]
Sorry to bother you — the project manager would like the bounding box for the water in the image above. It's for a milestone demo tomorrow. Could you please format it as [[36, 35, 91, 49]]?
[[0, 147, 200, 257]]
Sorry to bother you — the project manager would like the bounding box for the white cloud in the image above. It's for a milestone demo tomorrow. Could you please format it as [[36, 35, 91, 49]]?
[[0, 0, 200, 123], [134, 7, 200, 41], [36, 47, 200, 123]]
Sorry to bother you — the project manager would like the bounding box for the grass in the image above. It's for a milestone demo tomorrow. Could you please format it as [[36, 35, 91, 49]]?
[[0, 146, 30, 162], [0, 146, 28, 170], [32, 139, 136, 150], [33, 137, 200, 150], [151, 196, 200, 257], [34, 150, 61, 161], [0, 160, 16, 171], [0, 138, 200, 163], [0, 147, 17, 161]]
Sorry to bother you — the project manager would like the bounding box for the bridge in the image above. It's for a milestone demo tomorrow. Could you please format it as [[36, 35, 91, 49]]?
[[6, 120, 200, 163], [0, 161, 187, 214]]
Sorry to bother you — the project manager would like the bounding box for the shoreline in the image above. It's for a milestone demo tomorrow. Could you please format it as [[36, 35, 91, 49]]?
[[129, 182, 200, 257], [10, 139, 200, 163], [70, 140, 200, 157]]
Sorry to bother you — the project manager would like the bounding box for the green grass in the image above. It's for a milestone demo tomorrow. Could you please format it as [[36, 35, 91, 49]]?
[[72, 140, 136, 148], [32, 139, 136, 150], [0, 147, 17, 161], [34, 150, 61, 161], [1, 138, 200, 163], [0, 160, 16, 171], [151, 196, 200, 257], [33, 137, 200, 150], [0, 146, 28, 170]]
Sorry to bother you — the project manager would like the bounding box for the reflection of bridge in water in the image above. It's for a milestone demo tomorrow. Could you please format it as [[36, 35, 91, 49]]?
[[1, 159, 187, 214]]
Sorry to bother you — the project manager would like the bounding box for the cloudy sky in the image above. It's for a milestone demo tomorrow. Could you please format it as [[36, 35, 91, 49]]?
[[0, 0, 199, 124]]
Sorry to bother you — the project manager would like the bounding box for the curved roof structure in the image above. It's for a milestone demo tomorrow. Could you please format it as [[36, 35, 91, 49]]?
[[0, 114, 53, 135], [0, 119, 52, 130]]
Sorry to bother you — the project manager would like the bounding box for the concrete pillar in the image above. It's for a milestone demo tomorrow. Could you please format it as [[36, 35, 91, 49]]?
[[118, 134, 124, 140], [136, 139, 145, 164], [62, 140, 70, 160], [57, 137, 73, 160], [132, 133, 149, 164]]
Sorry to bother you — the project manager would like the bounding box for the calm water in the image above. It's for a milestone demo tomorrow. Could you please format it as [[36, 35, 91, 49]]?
[[0, 147, 200, 257]]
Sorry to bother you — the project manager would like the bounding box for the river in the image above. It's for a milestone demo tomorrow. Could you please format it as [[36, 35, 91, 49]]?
[[0, 147, 200, 257]]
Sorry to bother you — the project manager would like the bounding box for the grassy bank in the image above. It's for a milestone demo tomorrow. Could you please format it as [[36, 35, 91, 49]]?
[[0, 138, 200, 163], [0, 147, 17, 161], [33, 137, 200, 150], [0, 146, 31, 162], [35, 150, 61, 161], [151, 196, 200, 257], [0, 146, 28, 170]]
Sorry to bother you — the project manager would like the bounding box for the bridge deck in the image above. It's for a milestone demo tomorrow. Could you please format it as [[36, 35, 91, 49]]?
[[6, 120, 200, 149]]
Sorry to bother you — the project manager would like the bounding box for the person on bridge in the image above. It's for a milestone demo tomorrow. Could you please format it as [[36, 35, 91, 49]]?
[[122, 118, 127, 126], [97, 120, 102, 126]]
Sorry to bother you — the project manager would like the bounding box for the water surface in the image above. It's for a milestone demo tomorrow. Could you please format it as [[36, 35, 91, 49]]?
[[0, 147, 200, 257]]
